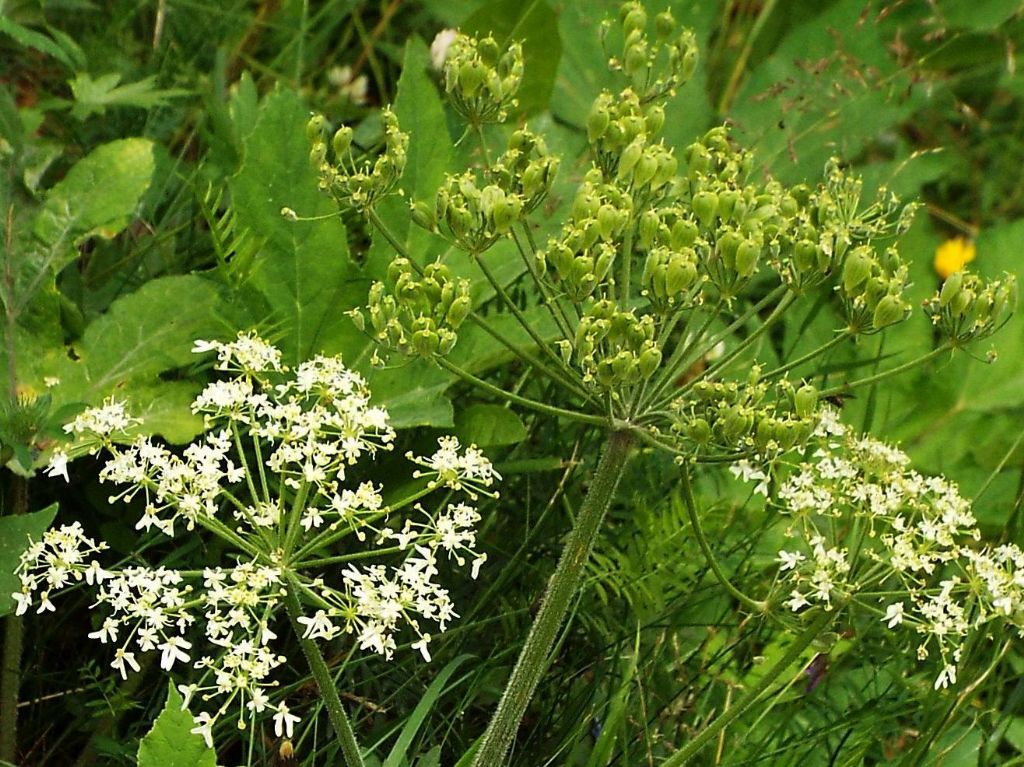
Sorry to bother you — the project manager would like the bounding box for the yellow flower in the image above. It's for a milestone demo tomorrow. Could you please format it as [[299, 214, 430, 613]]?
[[934, 237, 976, 280]]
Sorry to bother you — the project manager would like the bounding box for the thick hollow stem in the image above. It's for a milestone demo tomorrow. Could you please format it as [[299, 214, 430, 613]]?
[[661, 608, 836, 767], [284, 576, 365, 767], [470, 430, 634, 767], [0, 476, 28, 763]]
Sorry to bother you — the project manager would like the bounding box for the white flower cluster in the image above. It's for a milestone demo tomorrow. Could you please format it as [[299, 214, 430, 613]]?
[[408, 435, 501, 499], [738, 410, 1024, 691], [22, 332, 497, 745]]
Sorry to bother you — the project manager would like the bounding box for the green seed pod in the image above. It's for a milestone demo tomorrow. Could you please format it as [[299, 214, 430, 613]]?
[[794, 240, 819, 274], [794, 384, 817, 418], [597, 204, 621, 241], [755, 418, 776, 452], [685, 142, 711, 176], [459, 60, 485, 97], [306, 114, 327, 143], [446, 295, 472, 328], [410, 200, 437, 232], [670, 218, 699, 249], [573, 191, 600, 222], [718, 189, 739, 223], [638, 210, 661, 250], [666, 251, 697, 295], [721, 405, 750, 444], [624, 41, 648, 77], [688, 417, 712, 444], [735, 239, 760, 278], [655, 10, 676, 38], [349, 309, 365, 332], [872, 294, 907, 330], [332, 126, 353, 157], [843, 248, 873, 294], [623, 6, 647, 34], [309, 142, 327, 170], [939, 271, 964, 309], [412, 328, 440, 357], [637, 345, 662, 378], [645, 104, 666, 135], [633, 153, 659, 188], [619, 138, 645, 180], [692, 191, 718, 229]]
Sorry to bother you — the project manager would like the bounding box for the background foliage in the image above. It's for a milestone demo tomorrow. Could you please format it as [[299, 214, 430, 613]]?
[[2, 0, 1024, 765]]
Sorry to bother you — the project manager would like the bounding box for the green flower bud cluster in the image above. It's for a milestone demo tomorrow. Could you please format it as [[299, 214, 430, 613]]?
[[603, 3, 698, 101], [307, 109, 408, 211], [672, 371, 818, 457], [354, 258, 472, 361], [682, 130, 785, 300], [773, 160, 916, 292], [570, 301, 662, 393], [838, 245, 911, 334], [640, 244, 700, 312], [431, 171, 527, 254], [924, 271, 1017, 347], [586, 89, 671, 181], [536, 170, 633, 301], [442, 33, 524, 125], [486, 129, 560, 214]]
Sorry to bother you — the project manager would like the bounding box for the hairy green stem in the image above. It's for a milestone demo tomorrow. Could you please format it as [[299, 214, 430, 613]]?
[[284, 575, 365, 767], [0, 476, 28, 763], [661, 608, 836, 766], [470, 430, 634, 767]]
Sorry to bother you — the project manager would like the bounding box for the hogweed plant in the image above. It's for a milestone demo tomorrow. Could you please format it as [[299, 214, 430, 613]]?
[[16, 333, 496, 763], [295, 2, 1020, 763]]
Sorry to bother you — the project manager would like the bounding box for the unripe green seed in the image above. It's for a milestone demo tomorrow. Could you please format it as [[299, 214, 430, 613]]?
[[939, 271, 964, 308], [306, 114, 327, 142], [872, 294, 906, 329], [692, 191, 718, 229], [794, 384, 817, 418], [332, 126, 353, 157]]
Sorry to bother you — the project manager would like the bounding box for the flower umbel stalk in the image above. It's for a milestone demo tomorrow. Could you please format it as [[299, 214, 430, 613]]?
[[284, 575, 366, 767], [470, 430, 633, 767]]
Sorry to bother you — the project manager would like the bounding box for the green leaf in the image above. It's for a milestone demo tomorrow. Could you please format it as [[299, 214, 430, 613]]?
[[0, 503, 58, 617], [454, 404, 527, 447], [69, 73, 189, 121], [229, 87, 454, 429], [40, 275, 221, 443], [33, 138, 156, 255], [230, 87, 360, 364], [0, 17, 73, 68], [137, 683, 216, 767], [383, 655, 472, 767], [464, 0, 562, 115]]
